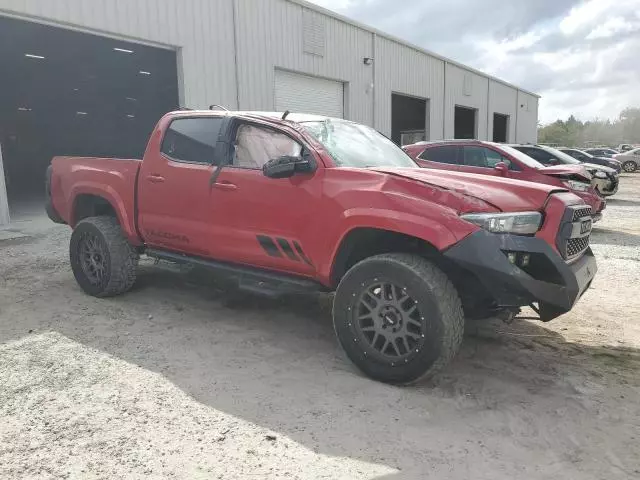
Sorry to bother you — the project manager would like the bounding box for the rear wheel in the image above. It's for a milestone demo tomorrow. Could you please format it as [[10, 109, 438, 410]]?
[[333, 253, 464, 385], [70, 216, 139, 297], [623, 161, 637, 173]]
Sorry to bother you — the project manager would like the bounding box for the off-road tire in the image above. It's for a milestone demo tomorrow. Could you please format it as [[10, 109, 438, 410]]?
[[70, 216, 139, 297], [622, 161, 637, 173], [333, 253, 464, 385]]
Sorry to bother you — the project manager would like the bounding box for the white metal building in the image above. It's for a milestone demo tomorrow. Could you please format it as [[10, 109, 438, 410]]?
[[0, 0, 539, 225]]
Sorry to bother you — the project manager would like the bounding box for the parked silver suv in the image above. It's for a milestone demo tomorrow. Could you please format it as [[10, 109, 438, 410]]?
[[614, 148, 640, 173]]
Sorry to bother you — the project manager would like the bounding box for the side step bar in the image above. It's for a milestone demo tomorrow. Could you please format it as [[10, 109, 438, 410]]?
[[146, 249, 326, 298]]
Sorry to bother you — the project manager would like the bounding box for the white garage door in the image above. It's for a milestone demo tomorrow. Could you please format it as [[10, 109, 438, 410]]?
[[274, 70, 344, 118]]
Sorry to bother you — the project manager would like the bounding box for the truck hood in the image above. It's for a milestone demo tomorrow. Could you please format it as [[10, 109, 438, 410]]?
[[538, 165, 592, 181], [373, 167, 565, 212]]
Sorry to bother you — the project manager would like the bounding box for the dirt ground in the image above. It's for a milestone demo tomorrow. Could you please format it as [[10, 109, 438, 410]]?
[[1, 176, 640, 480]]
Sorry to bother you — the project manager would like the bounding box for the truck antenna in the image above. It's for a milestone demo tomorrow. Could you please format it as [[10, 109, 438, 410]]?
[[282, 110, 290, 120], [209, 104, 229, 111]]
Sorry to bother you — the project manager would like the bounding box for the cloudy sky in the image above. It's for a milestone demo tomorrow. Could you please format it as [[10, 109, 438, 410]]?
[[308, 0, 640, 124]]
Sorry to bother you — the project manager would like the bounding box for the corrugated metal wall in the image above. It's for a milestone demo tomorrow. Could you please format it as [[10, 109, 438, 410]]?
[[234, 0, 374, 126], [0, 0, 238, 109], [488, 81, 518, 142], [0, 0, 537, 141], [374, 37, 445, 139], [444, 63, 490, 140], [516, 91, 539, 143]]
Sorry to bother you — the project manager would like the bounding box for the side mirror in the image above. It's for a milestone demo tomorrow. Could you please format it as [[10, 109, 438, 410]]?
[[263, 154, 315, 179], [494, 162, 508, 175], [547, 158, 559, 165]]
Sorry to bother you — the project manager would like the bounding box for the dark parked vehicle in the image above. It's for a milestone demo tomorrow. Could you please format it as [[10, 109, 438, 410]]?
[[513, 145, 619, 198], [559, 148, 622, 172], [584, 148, 620, 158]]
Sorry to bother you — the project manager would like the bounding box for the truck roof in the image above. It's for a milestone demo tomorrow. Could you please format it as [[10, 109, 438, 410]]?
[[169, 109, 345, 125]]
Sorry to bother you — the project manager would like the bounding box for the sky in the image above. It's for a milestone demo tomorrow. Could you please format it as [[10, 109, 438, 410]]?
[[307, 0, 640, 125]]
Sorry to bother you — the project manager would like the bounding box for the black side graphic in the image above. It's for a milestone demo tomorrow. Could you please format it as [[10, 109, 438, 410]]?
[[257, 235, 283, 258], [277, 238, 300, 262], [293, 241, 314, 267]]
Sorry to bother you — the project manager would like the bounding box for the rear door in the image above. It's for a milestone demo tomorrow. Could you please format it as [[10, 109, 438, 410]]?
[[137, 116, 224, 256], [417, 145, 461, 170]]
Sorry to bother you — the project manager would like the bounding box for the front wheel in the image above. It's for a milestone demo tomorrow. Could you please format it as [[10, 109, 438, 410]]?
[[70, 216, 139, 297], [622, 161, 637, 173], [333, 253, 464, 385]]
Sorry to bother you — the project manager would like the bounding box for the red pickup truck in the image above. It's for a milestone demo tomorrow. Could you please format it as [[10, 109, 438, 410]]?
[[46, 111, 597, 384]]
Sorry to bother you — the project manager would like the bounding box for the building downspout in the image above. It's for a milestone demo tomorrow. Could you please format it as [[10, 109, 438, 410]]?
[[0, 142, 10, 226], [232, 0, 241, 110], [514, 90, 520, 143], [486, 79, 491, 141], [443, 61, 447, 139], [371, 32, 376, 129]]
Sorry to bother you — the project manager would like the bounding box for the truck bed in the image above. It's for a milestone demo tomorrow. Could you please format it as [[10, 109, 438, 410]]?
[[49, 156, 142, 243]]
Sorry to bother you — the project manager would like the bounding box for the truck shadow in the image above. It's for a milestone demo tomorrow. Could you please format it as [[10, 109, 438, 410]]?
[[590, 227, 640, 247], [104, 264, 640, 477], [606, 198, 640, 207]]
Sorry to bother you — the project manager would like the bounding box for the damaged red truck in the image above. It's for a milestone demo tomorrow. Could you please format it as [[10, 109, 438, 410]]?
[[46, 111, 597, 384]]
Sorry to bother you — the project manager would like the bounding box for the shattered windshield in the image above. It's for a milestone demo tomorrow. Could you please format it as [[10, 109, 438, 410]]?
[[302, 120, 417, 168]]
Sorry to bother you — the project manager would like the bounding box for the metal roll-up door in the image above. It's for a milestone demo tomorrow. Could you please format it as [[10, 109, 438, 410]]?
[[274, 70, 344, 118]]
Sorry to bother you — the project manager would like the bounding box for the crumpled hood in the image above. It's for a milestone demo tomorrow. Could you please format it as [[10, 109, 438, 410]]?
[[582, 162, 616, 174], [538, 164, 592, 181], [372, 167, 565, 212]]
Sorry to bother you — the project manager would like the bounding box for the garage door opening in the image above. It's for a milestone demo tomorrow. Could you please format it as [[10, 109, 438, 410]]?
[[493, 113, 509, 143], [454, 105, 477, 139], [0, 16, 179, 220], [274, 70, 344, 118], [391, 93, 428, 146]]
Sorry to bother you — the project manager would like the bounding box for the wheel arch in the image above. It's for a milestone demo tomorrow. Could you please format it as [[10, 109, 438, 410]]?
[[329, 227, 442, 288]]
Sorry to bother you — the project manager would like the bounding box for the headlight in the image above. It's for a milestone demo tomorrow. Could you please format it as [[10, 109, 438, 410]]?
[[461, 212, 542, 235], [564, 180, 591, 192], [594, 171, 607, 179]]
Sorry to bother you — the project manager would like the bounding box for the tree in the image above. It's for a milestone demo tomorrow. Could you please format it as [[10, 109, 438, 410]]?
[[538, 107, 640, 147]]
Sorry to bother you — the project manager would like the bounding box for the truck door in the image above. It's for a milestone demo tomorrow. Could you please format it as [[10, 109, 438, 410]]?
[[137, 116, 224, 256], [207, 121, 321, 276]]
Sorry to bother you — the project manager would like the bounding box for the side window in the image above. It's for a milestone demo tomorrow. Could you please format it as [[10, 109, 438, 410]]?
[[233, 124, 302, 169], [520, 147, 554, 165], [161, 117, 223, 164], [419, 145, 459, 164], [463, 146, 488, 168], [484, 147, 521, 171]]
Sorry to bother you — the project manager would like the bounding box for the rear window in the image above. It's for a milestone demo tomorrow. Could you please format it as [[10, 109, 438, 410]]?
[[419, 145, 459, 164], [161, 117, 224, 164]]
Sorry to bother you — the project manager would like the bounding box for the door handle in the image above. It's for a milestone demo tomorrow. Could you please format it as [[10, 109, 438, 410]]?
[[212, 181, 237, 191], [146, 174, 165, 183]]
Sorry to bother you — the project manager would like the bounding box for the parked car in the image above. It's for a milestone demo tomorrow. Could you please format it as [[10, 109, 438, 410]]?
[[46, 111, 597, 385], [618, 144, 638, 152], [559, 148, 622, 172], [402, 140, 605, 220], [584, 147, 620, 158], [613, 148, 640, 173], [512, 144, 618, 198]]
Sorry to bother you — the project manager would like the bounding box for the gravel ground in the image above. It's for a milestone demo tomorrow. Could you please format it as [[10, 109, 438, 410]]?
[[1, 176, 640, 479]]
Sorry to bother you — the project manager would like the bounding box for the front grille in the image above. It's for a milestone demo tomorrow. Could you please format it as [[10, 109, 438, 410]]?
[[557, 205, 593, 261], [567, 237, 590, 257], [572, 207, 592, 221]]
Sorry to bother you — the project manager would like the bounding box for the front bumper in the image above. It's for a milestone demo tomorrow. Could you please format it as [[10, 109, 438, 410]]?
[[593, 177, 619, 197], [444, 231, 597, 321]]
